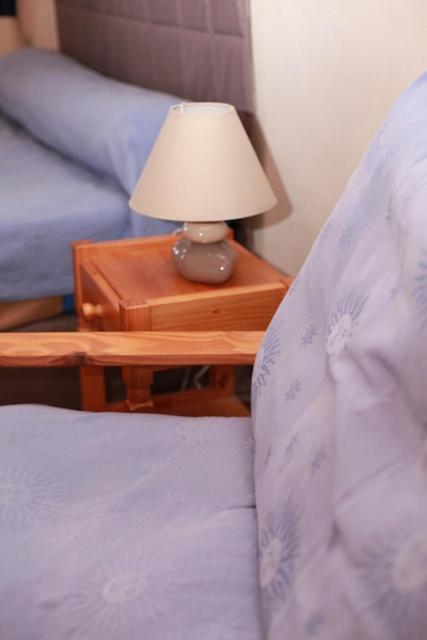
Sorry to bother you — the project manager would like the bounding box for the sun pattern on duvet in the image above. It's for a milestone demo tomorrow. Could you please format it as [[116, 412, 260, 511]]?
[[359, 529, 427, 640], [169, 426, 222, 449], [252, 318, 281, 397], [301, 323, 317, 348], [0, 465, 63, 529], [327, 291, 368, 357], [259, 497, 302, 615], [58, 545, 184, 639]]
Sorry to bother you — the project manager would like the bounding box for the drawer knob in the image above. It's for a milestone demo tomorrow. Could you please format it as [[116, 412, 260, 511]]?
[[81, 302, 103, 322]]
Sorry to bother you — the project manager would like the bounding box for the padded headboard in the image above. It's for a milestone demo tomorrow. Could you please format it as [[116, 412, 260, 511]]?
[[55, 0, 254, 114]]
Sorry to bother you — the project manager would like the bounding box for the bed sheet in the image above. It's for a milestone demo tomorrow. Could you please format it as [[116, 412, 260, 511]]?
[[0, 113, 130, 301], [0, 405, 261, 640]]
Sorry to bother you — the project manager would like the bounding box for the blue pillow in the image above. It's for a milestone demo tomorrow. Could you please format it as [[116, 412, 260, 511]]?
[[0, 48, 180, 194]]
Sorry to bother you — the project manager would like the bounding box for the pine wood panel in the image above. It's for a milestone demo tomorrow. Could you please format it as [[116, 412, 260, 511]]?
[[72, 240, 93, 317], [119, 300, 154, 410], [73, 241, 111, 410], [148, 283, 286, 331], [79, 366, 106, 411], [0, 331, 263, 368], [151, 389, 250, 417], [107, 390, 250, 417], [73, 234, 291, 414], [90, 237, 289, 301], [79, 263, 120, 331]]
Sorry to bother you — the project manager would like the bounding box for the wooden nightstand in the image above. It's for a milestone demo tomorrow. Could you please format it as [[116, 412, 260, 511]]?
[[73, 234, 291, 416]]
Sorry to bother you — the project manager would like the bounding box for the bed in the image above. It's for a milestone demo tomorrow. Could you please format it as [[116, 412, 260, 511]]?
[[1, 65, 427, 636], [0, 47, 182, 324], [0, 112, 130, 302], [0, 0, 254, 328]]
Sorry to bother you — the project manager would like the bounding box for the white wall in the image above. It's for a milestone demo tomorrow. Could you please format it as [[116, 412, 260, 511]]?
[[250, 0, 427, 274]]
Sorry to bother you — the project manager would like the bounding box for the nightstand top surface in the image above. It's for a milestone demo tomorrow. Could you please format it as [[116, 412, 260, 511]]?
[[79, 235, 287, 302]]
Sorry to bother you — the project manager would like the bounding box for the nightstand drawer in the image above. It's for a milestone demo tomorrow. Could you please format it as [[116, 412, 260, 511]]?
[[79, 263, 120, 331], [148, 283, 287, 331]]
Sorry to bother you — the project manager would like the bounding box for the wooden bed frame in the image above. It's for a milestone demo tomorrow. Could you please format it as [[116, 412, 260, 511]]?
[[0, 330, 261, 414], [0, 331, 262, 368]]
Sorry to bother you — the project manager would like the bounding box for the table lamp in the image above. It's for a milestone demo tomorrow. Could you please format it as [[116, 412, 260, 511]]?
[[129, 103, 277, 284]]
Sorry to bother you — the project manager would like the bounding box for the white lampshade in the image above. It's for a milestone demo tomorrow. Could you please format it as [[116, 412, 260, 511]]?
[[129, 103, 277, 222]]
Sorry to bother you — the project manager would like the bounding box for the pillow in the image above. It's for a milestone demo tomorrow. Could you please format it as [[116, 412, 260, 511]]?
[[0, 48, 180, 194]]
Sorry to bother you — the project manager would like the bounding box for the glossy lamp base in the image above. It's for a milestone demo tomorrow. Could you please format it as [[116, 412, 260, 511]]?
[[172, 236, 236, 284]]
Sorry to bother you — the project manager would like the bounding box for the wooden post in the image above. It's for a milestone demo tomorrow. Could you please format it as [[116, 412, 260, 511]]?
[[73, 240, 106, 411], [119, 299, 154, 412]]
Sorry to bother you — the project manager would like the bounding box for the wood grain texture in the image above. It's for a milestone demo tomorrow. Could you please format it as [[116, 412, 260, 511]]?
[[148, 282, 286, 331], [72, 240, 92, 320], [119, 299, 154, 411], [76, 235, 291, 334], [79, 262, 120, 331], [107, 390, 250, 417], [91, 237, 290, 302], [0, 331, 263, 368], [73, 234, 291, 414], [149, 389, 250, 417], [79, 365, 106, 411]]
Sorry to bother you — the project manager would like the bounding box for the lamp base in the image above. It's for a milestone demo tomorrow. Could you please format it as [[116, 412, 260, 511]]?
[[172, 237, 236, 284]]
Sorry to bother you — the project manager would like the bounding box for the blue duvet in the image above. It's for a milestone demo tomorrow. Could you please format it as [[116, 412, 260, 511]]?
[[0, 114, 131, 301]]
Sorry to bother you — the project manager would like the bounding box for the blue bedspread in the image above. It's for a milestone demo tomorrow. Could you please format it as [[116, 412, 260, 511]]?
[[0, 406, 261, 640], [0, 114, 131, 301], [0, 49, 181, 302]]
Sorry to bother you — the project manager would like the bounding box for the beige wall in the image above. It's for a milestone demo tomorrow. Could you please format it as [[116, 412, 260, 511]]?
[[17, 0, 59, 49], [0, 17, 26, 57], [250, 0, 427, 275], [0, 2, 58, 55]]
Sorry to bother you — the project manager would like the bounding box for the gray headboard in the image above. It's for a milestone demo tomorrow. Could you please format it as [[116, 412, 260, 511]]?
[[55, 0, 254, 114]]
